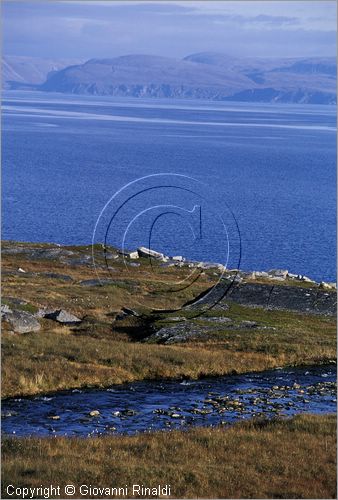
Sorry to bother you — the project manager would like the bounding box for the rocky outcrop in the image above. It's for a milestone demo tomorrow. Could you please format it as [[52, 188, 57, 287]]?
[[186, 280, 336, 316], [145, 323, 213, 344]]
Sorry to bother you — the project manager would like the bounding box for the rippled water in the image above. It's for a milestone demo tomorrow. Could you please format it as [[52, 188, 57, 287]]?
[[2, 91, 336, 281], [2, 364, 336, 437]]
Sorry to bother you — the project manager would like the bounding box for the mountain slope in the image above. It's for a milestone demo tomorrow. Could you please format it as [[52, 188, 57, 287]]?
[[3, 53, 336, 104], [2, 56, 84, 89], [40, 54, 254, 99]]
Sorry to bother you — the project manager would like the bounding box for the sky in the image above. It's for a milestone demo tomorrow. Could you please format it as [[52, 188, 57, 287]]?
[[2, 1, 337, 60]]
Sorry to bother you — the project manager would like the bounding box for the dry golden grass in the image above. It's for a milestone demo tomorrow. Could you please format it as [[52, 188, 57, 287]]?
[[2, 414, 336, 499], [2, 241, 336, 397]]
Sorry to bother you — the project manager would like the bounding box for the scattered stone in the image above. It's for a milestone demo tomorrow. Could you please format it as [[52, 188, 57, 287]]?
[[44, 309, 82, 324], [3, 310, 41, 334], [89, 410, 100, 417], [128, 262, 140, 267]]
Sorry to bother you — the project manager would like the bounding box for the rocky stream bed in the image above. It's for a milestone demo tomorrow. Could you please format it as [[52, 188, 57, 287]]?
[[2, 364, 336, 437]]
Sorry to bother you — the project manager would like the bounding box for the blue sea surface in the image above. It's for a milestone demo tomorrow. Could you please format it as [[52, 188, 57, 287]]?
[[2, 91, 336, 281]]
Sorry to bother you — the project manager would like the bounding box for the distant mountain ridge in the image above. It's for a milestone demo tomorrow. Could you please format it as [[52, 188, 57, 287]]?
[[3, 53, 336, 104], [2, 56, 85, 89]]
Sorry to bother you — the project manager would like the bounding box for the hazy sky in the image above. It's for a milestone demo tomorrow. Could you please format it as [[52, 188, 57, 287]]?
[[3, 1, 337, 60]]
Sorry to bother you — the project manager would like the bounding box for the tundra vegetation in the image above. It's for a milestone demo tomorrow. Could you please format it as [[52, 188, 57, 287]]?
[[1, 241, 336, 499], [2, 415, 336, 499], [2, 241, 336, 398]]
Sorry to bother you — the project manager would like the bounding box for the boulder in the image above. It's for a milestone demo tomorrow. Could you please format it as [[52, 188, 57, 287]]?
[[172, 256, 184, 262], [3, 310, 41, 334], [137, 246, 166, 261], [44, 309, 82, 324]]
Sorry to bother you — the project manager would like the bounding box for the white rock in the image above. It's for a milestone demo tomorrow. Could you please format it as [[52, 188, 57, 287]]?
[[319, 281, 336, 290], [287, 273, 299, 279], [128, 251, 139, 259], [300, 275, 315, 283], [18, 268, 26, 273], [172, 256, 184, 262], [44, 309, 82, 324], [119, 250, 139, 259], [137, 246, 166, 260]]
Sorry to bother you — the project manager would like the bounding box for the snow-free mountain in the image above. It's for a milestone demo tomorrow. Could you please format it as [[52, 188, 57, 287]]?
[[3, 53, 336, 104]]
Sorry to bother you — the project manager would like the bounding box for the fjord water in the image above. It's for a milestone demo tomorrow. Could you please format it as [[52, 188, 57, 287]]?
[[2, 91, 336, 281]]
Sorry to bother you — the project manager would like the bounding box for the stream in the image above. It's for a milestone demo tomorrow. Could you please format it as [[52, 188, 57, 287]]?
[[2, 364, 336, 437]]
